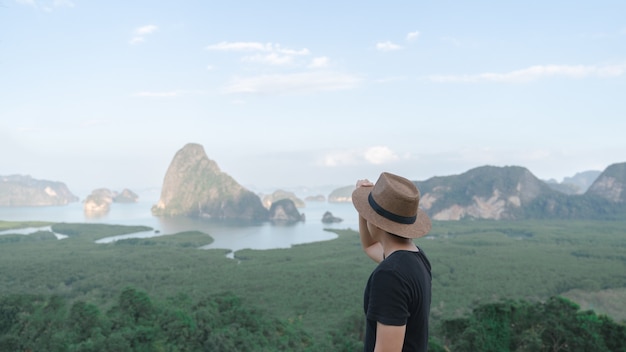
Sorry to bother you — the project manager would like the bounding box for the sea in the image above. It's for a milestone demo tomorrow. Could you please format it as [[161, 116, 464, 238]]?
[[0, 198, 359, 258]]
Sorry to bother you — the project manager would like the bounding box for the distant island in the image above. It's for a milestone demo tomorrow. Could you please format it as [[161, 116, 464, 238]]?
[[83, 188, 139, 216], [0, 175, 77, 206]]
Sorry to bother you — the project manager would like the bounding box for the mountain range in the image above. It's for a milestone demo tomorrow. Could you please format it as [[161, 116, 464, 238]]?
[[415, 163, 625, 220], [2, 143, 624, 221]]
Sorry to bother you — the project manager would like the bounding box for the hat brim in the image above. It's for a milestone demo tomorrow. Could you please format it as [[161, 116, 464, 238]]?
[[352, 186, 431, 238]]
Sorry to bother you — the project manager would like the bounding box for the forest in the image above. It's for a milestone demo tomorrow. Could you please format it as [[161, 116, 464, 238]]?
[[1, 219, 625, 351]]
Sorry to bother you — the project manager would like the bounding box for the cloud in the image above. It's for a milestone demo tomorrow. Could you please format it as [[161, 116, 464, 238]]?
[[208, 41, 353, 94], [376, 41, 403, 51], [309, 56, 330, 69], [407, 31, 420, 41], [206, 41, 309, 55], [206, 41, 270, 51], [364, 146, 399, 164], [321, 146, 400, 167], [321, 150, 361, 167], [429, 63, 626, 83], [223, 71, 361, 95], [130, 25, 158, 45], [207, 41, 312, 68]]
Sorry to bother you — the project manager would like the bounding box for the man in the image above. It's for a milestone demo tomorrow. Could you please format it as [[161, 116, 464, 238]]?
[[352, 172, 432, 351]]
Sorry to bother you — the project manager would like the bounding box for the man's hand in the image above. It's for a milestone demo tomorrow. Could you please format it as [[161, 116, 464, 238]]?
[[356, 178, 384, 263], [356, 179, 374, 188]]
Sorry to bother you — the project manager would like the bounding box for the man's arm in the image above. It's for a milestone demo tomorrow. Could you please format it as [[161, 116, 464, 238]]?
[[374, 322, 406, 352], [359, 214, 384, 263]]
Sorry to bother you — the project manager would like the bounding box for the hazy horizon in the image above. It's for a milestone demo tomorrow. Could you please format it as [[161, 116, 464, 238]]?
[[2, 1, 624, 196]]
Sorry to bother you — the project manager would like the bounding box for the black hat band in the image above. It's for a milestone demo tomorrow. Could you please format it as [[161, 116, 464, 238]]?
[[368, 193, 417, 225]]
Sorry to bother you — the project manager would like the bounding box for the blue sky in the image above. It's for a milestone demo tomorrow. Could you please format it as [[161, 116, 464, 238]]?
[[1, 0, 625, 197]]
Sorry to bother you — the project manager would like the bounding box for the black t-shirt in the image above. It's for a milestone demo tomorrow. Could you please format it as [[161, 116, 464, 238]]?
[[363, 249, 432, 351]]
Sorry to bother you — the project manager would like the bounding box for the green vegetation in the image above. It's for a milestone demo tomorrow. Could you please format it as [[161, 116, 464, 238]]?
[[51, 223, 153, 241], [524, 193, 626, 220], [1, 220, 625, 350], [435, 297, 626, 351], [0, 220, 54, 231], [3, 290, 621, 351], [0, 289, 313, 351]]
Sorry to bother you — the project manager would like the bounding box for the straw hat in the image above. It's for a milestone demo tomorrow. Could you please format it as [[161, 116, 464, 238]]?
[[352, 172, 431, 238]]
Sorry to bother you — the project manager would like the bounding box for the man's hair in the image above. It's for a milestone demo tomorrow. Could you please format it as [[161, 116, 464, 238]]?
[[386, 231, 412, 241]]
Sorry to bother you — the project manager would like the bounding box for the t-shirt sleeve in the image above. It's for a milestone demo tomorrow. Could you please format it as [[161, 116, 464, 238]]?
[[366, 268, 409, 326]]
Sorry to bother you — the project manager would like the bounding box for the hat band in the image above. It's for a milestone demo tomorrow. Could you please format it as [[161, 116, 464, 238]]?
[[368, 193, 417, 225]]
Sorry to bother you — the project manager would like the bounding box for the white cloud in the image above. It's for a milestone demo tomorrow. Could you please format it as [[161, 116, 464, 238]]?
[[130, 25, 158, 45], [136, 25, 158, 35], [277, 47, 310, 56], [376, 41, 403, 51], [407, 31, 420, 41], [364, 146, 399, 164], [206, 41, 270, 51], [321, 150, 361, 167], [206, 41, 310, 55], [206, 65, 215, 71], [429, 63, 626, 83], [309, 56, 330, 69], [321, 146, 400, 167], [207, 41, 348, 92], [207, 41, 312, 68], [223, 71, 361, 95]]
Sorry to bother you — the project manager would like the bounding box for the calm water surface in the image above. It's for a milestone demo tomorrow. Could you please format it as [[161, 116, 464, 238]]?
[[0, 200, 358, 257]]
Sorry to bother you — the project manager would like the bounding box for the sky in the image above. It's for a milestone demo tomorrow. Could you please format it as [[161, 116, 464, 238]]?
[[1, 0, 625, 198]]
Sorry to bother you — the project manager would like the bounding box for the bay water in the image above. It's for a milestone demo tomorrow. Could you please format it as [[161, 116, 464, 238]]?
[[0, 200, 359, 257]]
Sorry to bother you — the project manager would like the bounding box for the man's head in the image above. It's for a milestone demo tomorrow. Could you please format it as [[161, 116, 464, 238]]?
[[352, 172, 431, 238]]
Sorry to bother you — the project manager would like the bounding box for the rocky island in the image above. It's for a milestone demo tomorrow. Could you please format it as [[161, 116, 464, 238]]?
[[321, 211, 342, 223], [83, 188, 139, 216], [268, 199, 305, 223], [262, 190, 305, 208], [151, 143, 269, 220]]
